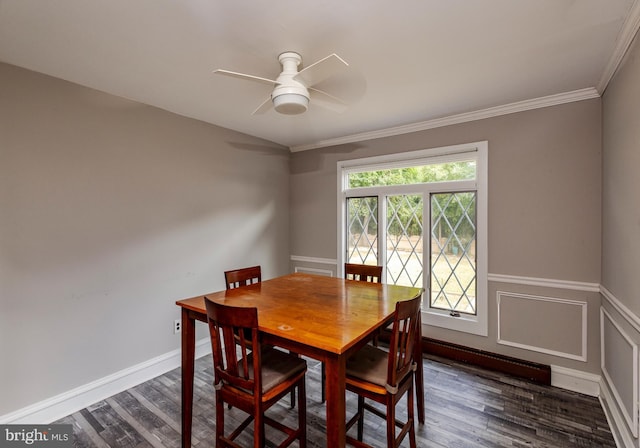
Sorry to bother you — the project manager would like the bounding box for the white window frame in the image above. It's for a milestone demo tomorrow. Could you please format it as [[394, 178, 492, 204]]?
[[337, 141, 488, 336]]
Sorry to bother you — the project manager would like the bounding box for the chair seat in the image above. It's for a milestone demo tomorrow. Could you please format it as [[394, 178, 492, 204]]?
[[344, 296, 421, 448], [237, 347, 307, 394], [346, 344, 390, 389], [206, 300, 307, 447]]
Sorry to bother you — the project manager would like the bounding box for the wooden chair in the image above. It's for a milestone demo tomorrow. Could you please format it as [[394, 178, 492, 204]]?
[[321, 263, 384, 402], [204, 299, 307, 448], [345, 263, 383, 283], [224, 265, 262, 289], [344, 295, 421, 448], [224, 265, 297, 409], [345, 263, 384, 346], [224, 265, 262, 352]]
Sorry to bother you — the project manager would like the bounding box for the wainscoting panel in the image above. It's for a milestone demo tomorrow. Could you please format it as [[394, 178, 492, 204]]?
[[497, 291, 587, 361], [294, 266, 334, 276], [290, 255, 337, 277], [601, 306, 638, 438]]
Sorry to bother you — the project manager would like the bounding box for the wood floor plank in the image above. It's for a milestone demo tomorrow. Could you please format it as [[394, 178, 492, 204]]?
[[56, 414, 101, 448], [104, 398, 164, 448], [83, 400, 151, 447], [126, 388, 182, 435], [55, 353, 616, 447]]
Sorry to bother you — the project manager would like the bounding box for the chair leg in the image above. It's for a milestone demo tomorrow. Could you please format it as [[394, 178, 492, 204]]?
[[372, 329, 380, 347], [215, 392, 225, 447], [298, 377, 307, 448], [254, 409, 265, 448], [408, 383, 416, 448], [357, 395, 365, 441], [386, 395, 396, 448], [290, 350, 299, 408], [321, 362, 326, 403]]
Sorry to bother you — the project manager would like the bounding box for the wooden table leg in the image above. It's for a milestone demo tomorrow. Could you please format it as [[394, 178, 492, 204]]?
[[415, 314, 425, 424], [181, 309, 196, 448], [323, 354, 346, 448]]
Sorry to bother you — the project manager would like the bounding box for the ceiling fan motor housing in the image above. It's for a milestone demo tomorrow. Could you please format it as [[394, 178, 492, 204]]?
[[272, 89, 309, 114], [272, 52, 310, 114]]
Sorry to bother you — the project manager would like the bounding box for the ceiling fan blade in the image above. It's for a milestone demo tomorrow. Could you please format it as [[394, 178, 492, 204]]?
[[294, 53, 349, 87], [251, 96, 273, 115], [309, 87, 348, 113], [213, 69, 278, 86]]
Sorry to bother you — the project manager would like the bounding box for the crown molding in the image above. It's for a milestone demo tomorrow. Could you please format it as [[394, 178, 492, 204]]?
[[597, 0, 640, 93], [290, 88, 600, 152]]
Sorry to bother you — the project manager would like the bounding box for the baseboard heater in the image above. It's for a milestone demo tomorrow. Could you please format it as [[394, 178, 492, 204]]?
[[380, 332, 551, 385], [423, 337, 552, 385]]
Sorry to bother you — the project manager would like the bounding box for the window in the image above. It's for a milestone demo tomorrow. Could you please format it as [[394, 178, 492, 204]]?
[[338, 142, 488, 336]]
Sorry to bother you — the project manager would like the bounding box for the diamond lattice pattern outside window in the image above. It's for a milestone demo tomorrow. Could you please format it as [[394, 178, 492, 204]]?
[[386, 195, 423, 288], [346, 197, 378, 265], [430, 192, 477, 315]]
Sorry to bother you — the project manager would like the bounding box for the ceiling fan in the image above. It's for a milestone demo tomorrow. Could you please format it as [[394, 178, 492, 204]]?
[[213, 51, 349, 115]]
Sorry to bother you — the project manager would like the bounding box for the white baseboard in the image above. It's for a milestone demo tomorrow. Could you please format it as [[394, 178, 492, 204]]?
[[600, 377, 636, 448], [0, 338, 212, 424], [551, 364, 601, 397]]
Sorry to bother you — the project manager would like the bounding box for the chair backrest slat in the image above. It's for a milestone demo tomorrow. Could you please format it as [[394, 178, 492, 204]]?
[[345, 263, 383, 283], [387, 295, 422, 388], [224, 265, 262, 289], [205, 299, 261, 395]]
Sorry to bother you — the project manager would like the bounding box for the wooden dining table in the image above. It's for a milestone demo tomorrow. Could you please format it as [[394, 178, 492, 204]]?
[[176, 272, 424, 448]]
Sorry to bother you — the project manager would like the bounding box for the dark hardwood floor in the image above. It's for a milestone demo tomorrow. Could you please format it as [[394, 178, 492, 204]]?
[[56, 353, 616, 447]]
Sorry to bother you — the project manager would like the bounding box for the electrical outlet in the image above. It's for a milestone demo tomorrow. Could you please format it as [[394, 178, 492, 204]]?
[[174, 319, 182, 334]]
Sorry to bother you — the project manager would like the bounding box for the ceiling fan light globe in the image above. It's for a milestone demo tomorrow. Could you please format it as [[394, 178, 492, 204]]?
[[273, 93, 308, 115]]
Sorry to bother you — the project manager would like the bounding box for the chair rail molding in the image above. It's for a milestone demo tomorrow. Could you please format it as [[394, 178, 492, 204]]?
[[488, 273, 600, 292], [289, 264, 602, 292], [600, 285, 640, 333]]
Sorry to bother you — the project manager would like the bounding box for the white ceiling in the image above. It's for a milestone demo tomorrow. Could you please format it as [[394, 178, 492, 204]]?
[[1, 0, 639, 151]]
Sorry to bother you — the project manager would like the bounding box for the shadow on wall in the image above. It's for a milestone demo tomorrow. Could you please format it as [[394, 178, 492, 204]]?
[[290, 142, 363, 175], [1, 80, 288, 273]]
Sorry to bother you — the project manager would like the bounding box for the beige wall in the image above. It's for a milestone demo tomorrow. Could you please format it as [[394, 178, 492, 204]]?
[[602, 33, 640, 316], [0, 63, 290, 416], [601, 31, 640, 446], [2, 50, 626, 421], [291, 99, 603, 372]]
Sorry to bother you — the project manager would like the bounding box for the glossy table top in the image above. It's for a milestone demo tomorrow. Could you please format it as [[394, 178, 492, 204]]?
[[176, 272, 423, 354]]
